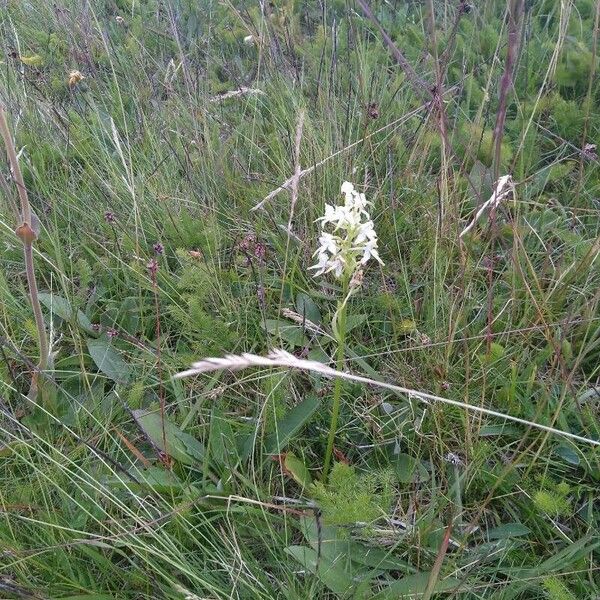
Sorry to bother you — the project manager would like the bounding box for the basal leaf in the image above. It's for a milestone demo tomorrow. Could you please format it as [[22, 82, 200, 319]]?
[[40, 292, 95, 334], [487, 523, 531, 540], [87, 338, 131, 384], [373, 572, 460, 598], [132, 409, 205, 465], [344, 314, 367, 333], [295, 292, 321, 324], [266, 394, 320, 453], [283, 452, 312, 488], [264, 319, 309, 347], [285, 545, 355, 596]]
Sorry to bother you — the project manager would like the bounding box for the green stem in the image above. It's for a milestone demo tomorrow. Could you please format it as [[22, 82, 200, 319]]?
[[322, 276, 349, 482]]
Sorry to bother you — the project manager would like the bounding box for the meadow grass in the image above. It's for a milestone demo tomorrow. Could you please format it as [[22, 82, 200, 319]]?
[[0, 1, 599, 598]]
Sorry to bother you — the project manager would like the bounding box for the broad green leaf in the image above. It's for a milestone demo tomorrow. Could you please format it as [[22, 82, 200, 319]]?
[[106, 467, 200, 495], [266, 394, 320, 453], [39, 292, 94, 333], [554, 445, 580, 466], [264, 319, 309, 347], [487, 523, 531, 540], [373, 572, 460, 599], [285, 545, 355, 596], [295, 292, 321, 324], [480, 342, 506, 363], [39, 293, 73, 321], [208, 409, 239, 468], [346, 346, 380, 379], [479, 424, 520, 437], [392, 453, 428, 484], [300, 517, 413, 572], [283, 452, 312, 488], [132, 409, 205, 465], [307, 347, 331, 363], [87, 338, 131, 384], [77, 311, 94, 333], [344, 314, 367, 333], [20, 53, 44, 66]]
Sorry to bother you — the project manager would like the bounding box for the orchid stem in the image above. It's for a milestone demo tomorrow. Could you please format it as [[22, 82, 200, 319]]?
[[322, 275, 350, 482]]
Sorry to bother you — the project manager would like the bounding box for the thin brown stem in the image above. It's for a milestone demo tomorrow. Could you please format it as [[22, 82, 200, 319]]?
[[149, 260, 169, 468], [0, 105, 49, 399], [575, 0, 600, 204], [486, 0, 524, 352], [0, 105, 30, 224]]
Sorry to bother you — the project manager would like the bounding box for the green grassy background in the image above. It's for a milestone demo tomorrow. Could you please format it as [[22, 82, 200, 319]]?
[[0, 0, 599, 598]]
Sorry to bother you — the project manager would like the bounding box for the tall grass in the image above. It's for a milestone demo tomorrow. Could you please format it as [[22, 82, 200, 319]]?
[[1, 1, 599, 598]]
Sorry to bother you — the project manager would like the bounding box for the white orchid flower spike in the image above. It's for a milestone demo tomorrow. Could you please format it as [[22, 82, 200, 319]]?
[[309, 181, 383, 279]]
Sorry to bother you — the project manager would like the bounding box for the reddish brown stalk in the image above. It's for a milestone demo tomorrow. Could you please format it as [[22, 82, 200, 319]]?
[[356, 0, 432, 101], [486, 0, 524, 352], [148, 258, 170, 468], [423, 519, 454, 600], [0, 105, 49, 401], [357, 0, 483, 211], [575, 0, 600, 203], [492, 0, 524, 180]]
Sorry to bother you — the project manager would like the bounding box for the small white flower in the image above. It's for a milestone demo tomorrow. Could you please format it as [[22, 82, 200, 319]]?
[[355, 221, 376, 244], [308, 252, 330, 276], [331, 257, 345, 278], [317, 232, 338, 255], [341, 181, 354, 196], [360, 240, 383, 265], [319, 204, 342, 226], [310, 181, 383, 279]]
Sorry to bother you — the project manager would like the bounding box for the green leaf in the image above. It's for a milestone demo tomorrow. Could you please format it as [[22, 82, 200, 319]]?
[[398, 319, 417, 333], [344, 314, 367, 333], [264, 319, 308, 347], [487, 523, 531, 540], [285, 545, 355, 597], [479, 424, 521, 437], [62, 594, 114, 600], [39, 292, 94, 333], [266, 394, 320, 453], [132, 409, 205, 465], [283, 452, 312, 488], [307, 347, 331, 363], [554, 445, 580, 466], [295, 292, 321, 324], [478, 342, 507, 365], [87, 338, 131, 384], [106, 467, 200, 495], [346, 346, 380, 379], [392, 453, 429, 483], [39, 293, 73, 321], [373, 572, 460, 599], [300, 517, 414, 573]]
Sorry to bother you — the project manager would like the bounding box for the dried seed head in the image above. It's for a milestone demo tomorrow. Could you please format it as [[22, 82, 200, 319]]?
[[350, 268, 364, 289], [15, 222, 37, 244], [68, 70, 85, 87]]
